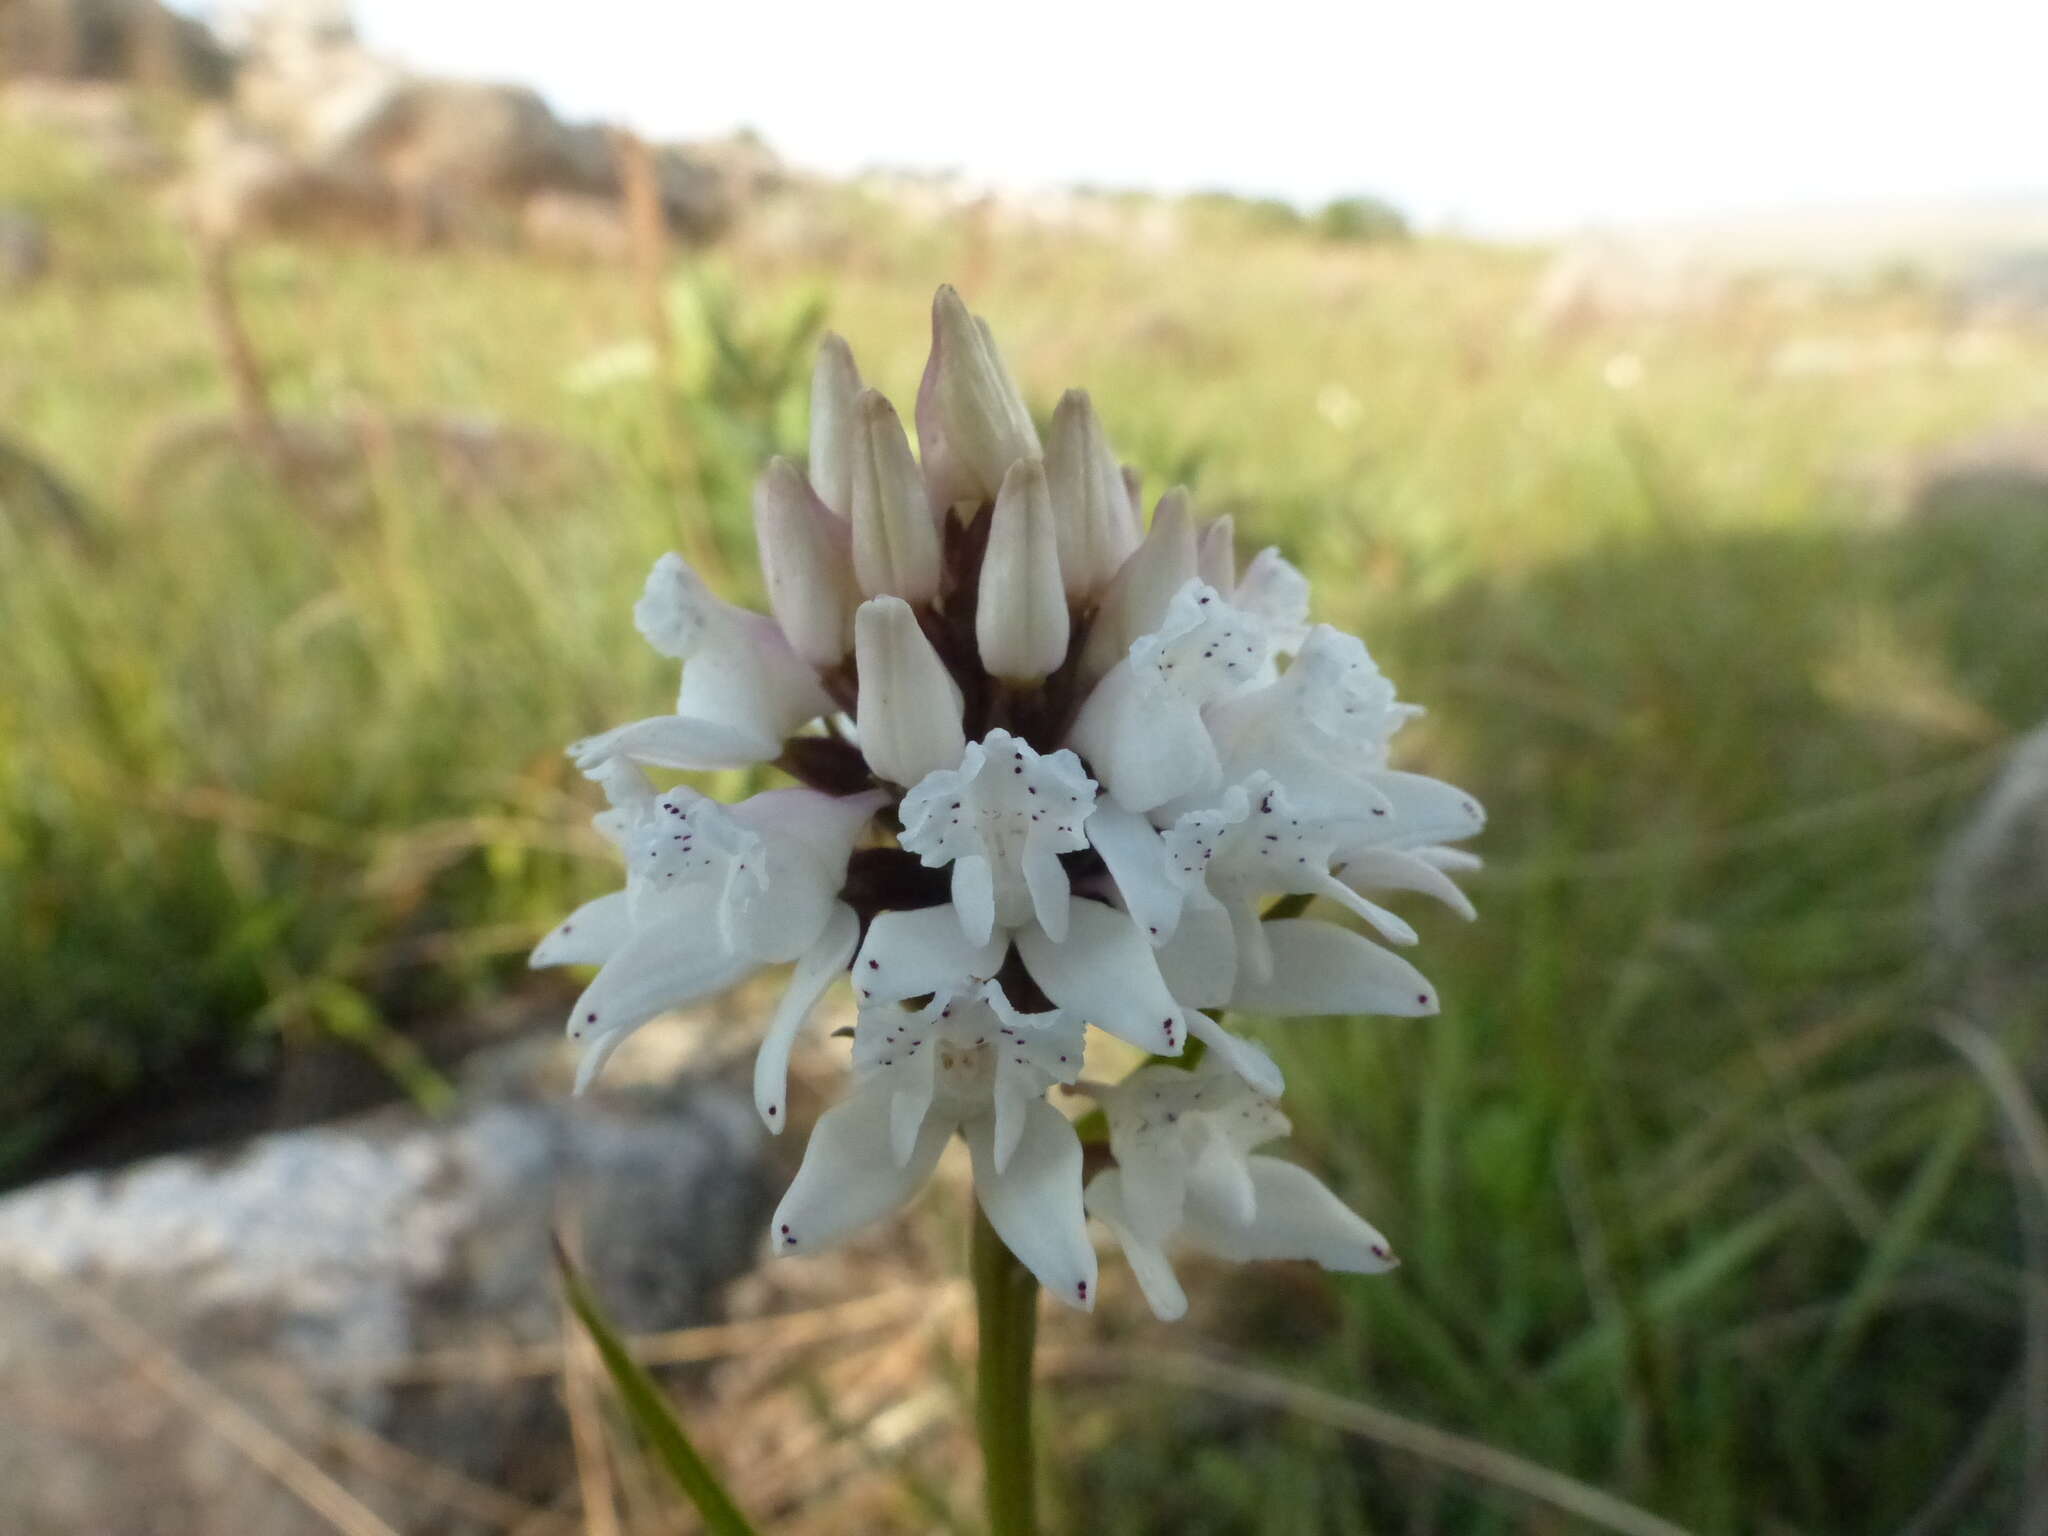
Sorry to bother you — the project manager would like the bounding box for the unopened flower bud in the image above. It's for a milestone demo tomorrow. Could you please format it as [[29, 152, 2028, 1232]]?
[[808, 333, 862, 517], [850, 389, 942, 603], [1078, 488, 1198, 682], [1044, 390, 1141, 601], [753, 458, 857, 666], [853, 596, 965, 785], [1197, 514, 1238, 595], [916, 285, 1041, 514], [978, 458, 1071, 682]]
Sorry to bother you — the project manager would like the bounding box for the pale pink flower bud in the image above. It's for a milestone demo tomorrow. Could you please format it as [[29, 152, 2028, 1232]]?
[[808, 333, 863, 517], [977, 459, 1070, 682], [1044, 389, 1141, 601], [853, 596, 965, 786], [850, 390, 942, 603], [754, 458, 857, 666]]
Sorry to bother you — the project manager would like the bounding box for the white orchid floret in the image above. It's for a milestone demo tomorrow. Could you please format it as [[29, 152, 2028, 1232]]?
[[770, 969, 1097, 1309], [533, 782, 881, 1094], [569, 553, 832, 773], [1068, 579, 1272, 814], [898, 729, 1097, 945], [1161, 770, 1420, 983], [1233, 546, 1313, 658], [1083, 1058, 1396, 1322]]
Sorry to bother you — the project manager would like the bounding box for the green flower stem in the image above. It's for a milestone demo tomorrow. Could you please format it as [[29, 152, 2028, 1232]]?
[[972, 1202, 1040, 1536]]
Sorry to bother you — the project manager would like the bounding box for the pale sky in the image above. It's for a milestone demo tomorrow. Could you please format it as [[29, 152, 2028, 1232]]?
[[188, 0, 2048, 233]]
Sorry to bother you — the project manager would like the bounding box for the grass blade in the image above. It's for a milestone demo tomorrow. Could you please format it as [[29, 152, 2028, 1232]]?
[[554, 1238, 759, 1536]]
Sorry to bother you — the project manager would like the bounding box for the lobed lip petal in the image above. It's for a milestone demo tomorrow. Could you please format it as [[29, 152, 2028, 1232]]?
[[853, 905, 1007, 1006], [1084, 801, 1187, 946], [565, 912, 757, 1092], [530, 889, 631, 969], [1015, 899, 1186, 1056], [768, 1077, 953, 1258], [1229, 918, 1441, 1018], [899, 730, 1097, 943], [1085, 1170, 1190, 1321], [967, 1101, 1098, 1312], [752, 902, 861, 1132], [1338, 847, 1479, 921], [1180, 1156, 1398, 1275]]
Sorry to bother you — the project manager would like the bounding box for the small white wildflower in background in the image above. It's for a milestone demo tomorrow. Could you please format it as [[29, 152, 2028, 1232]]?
[[534, 286, 1484, 1316]]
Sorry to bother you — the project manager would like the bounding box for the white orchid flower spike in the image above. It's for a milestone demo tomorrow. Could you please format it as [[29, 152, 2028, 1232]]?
[[531, 288, 1484, 1317]]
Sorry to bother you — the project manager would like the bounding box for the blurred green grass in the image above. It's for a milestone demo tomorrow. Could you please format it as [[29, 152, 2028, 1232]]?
[[7, 115, 2048, 1531]]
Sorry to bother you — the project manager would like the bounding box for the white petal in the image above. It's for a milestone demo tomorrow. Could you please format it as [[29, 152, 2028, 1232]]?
[[636, 553, 833, 743], [1363, 771, 1487, 847], [854, 906, 1007, 1005], [1085, 801, 1186, 945], [566, 907, 756, 1077], [569, 714, 775, 773], [531, 890, 632, 968], [752, 902, 859, 1132], [770, 1078, 953, 1256], [889, 1041, 939, 1167], [1187, 1124, 1258, 1227], [1186, 1012, 1284, 1097], [1338, 848, 1478, 922], [1015, 900, 1186, 1056], [1022, 834, 1071, 941], [1067, 659, 1220, 814], [732, 788, 886, 885], [1230, 919, 1440, 1018], [1182, 1156, 1398, 1274], [1085, 1171, 1189, 1322], [1233, 546, 1311, 654], [899, 731, 1095, 939], [967, 1101, 1098, 1311], [1153, 900, 1237, 1007], [951, 855, 998, 947]]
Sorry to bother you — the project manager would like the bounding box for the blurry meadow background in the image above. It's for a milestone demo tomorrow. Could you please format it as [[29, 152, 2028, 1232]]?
[[6, 6, 2048, 1532]]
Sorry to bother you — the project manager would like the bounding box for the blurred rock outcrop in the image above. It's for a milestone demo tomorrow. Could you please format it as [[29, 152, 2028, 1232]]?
[[176, 3, 762, 247], [0, 0, 232, 94], [0, 1050, 771, 1535]]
